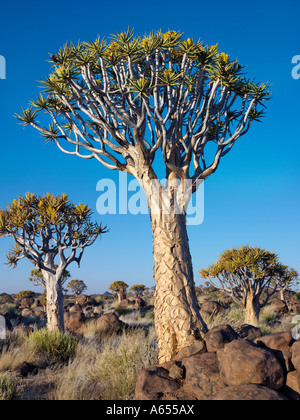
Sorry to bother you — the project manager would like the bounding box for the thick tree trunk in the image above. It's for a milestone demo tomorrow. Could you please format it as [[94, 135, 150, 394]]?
[[244, 294, 260, 327], [42, 271, 65, 333], [151, 211, 208, 363]]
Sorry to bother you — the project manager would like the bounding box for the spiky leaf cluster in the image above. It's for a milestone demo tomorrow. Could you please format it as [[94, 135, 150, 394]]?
[[16, 29, 271, 185], [200, 245, 292, 308], [0, 193, 107, 269]]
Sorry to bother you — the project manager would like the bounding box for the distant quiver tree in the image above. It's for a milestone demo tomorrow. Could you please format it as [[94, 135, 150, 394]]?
[[0, 193, 107, 333]]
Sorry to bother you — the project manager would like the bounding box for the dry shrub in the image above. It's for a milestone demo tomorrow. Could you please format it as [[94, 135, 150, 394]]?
[[53, 327, 158, 400]]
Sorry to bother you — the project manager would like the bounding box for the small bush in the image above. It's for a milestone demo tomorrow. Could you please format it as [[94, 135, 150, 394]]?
[[114, 307, 134, 317], [26, 329, 78, 364], [0, 374, 19, 400]]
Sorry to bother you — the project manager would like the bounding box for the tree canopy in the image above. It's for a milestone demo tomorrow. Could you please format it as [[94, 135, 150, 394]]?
[[0, 193, 107, 273], [200, 245, 289, 308], [16, 29, 271, 186]]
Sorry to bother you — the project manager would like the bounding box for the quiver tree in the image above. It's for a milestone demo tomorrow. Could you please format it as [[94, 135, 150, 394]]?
[[66, 279, 88, 297], [17, 29, 271, 361], [275, 266, 299, 302], [130, 284, 146, 297], [109, 280, 128, 302], [200, 245, 289, 326], [0, 193, 107, 332]]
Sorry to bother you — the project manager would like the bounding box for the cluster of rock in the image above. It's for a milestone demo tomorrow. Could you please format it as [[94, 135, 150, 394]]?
[[135, 325, 300, 401], [200, 296, 300, 320], [63, 294, 147, 333], [119, 297, 146, 309]]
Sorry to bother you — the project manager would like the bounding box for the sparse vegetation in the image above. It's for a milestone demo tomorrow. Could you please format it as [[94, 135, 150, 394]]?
[[0, 374, 20, 400], [0, 288, 298, 400], [26, 329, 78, 364]]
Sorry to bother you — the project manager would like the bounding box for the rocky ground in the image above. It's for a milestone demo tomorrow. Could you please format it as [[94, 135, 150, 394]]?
[[0, 288, 299, 400]]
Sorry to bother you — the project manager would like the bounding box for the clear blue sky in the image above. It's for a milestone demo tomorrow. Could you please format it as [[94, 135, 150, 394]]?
[[0, 0, 299, 294]]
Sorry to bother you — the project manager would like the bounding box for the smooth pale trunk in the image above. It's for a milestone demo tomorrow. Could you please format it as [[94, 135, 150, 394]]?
[[244, 294, 260, 327], [42, 271, 65, 333], [150, 211, 208, 363]]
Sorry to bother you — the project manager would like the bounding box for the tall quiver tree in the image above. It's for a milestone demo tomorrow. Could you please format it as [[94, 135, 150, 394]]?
[[0, 193, 106, 333], [17, 29, 271, 362]]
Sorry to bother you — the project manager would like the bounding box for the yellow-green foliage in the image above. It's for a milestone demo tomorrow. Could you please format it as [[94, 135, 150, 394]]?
[[26, 329, 78, 364], [0, 374, 19, 400]]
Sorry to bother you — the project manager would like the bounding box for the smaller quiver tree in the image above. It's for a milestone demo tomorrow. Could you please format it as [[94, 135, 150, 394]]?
[[108, 281, 128, 302], [200, 245, 287, 326], [129, 284, 146, 297], [275, 266, 299, 302], [0, 193, 107, 333], [66, 279, 87, 297]]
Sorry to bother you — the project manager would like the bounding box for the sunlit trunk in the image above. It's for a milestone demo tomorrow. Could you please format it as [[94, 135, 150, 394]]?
[[150, 210, 208, 362], [42, 269, 65, 333]]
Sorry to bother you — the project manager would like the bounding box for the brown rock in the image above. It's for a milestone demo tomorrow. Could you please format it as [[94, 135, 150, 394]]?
[[255, 331, 294, 373], [214, 384, 288, 401], [272, 299, 289, 315], [201, 300, 224, 317], [255, 331, 293, 351], [218, 339, 285, 390], [118, 298, 132, 308], [235, 324, 262, 341], [291, 342, 300, 370], [173, 340, 206, 361], [182, 352, 225, 399], [20, 297, 35, 309], [75, 295, 95, 306], [96, 312, 126, 334], [284, 371, 300, 400], [133, 297, 146, 308], [286, 296, 300, 314], [205, 324, 239, 352], [135, 366, 181, 400], [69, 304, 83, 313], [33, 308, 46, 319], [64, 311, 85, 333], [168, 363, 184, 380], [21, 308, 35, 317]]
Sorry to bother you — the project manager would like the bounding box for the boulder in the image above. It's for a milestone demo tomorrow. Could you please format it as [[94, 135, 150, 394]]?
[[291, 342, 300, 370], [33, 308, 46, 319], [135, 366, 181, 400], [133, 297, 146, 308], [271, 299, 289, 315], [214, 384, 288, 401], [168, 363, 185, 380], [64, 311, 85, 333], [21, 308, 35, 317], [218, 339, 285, 390], [76, 295, 96, 306], [286, 296, 300, 314], [235, 324, 262, 341], [20, 297, 35, 309], [205, 324, 239, 352], [201, 300, 224, 317], [93, 305, 103, 315], [95, 312, 126, 334], [284, 371, 300, 400], [173, 340, 206, 361], [119, 298, 132, 308], [181, 352, 225, 399], [69, 304, 82, 313], [255, 331, 294, 372]]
